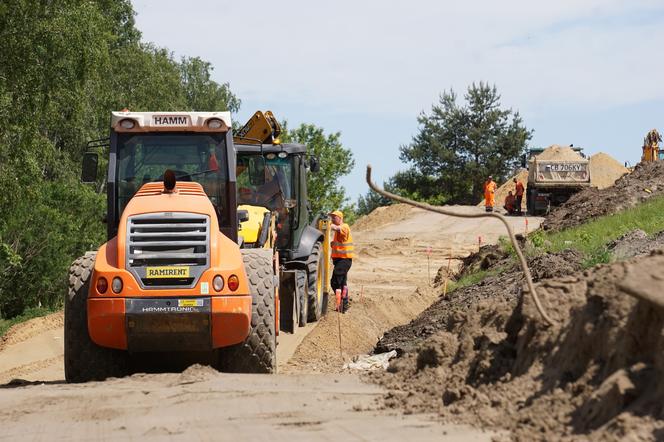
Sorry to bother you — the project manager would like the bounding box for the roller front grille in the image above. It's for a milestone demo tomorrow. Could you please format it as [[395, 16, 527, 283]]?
[[126, 213, 210, 289]]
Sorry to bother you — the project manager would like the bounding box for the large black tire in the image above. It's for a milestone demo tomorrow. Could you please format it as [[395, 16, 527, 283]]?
[[307, 241, 325, 322], [64, 252, 128, 383], [526, 188, 535, 216], [218, 249, 276, 373]]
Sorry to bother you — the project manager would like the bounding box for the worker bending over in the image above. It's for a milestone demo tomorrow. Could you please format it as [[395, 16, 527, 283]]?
[[503, 191, 516, 215], [484, 176, 497, 212], [329, 210, 353, 313]]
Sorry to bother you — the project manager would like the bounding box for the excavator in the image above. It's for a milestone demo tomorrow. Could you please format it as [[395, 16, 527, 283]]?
[[66, 110, 330, 382], [642, 129, 662, 162], [233, 111, 331, 330]]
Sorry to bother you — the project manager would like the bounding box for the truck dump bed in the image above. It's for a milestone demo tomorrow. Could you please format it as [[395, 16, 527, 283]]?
[[528, 158, 591, 187]]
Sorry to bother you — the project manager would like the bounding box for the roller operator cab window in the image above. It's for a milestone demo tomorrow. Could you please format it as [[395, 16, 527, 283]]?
[[116, 133, 229, 226]]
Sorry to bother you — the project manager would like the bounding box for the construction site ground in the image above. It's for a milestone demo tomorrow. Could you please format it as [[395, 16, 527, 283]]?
[[0, 204, 538, 440]]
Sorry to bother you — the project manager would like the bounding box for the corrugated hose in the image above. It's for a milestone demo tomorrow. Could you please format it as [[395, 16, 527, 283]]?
[[366, 165, 555, 326]]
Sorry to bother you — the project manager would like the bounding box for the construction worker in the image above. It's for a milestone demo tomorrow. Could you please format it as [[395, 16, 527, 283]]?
[[329, 210, 353, 313], [503, 191, 516, 215], [484, 176, 497, 212], [513, 177, 525, 215]]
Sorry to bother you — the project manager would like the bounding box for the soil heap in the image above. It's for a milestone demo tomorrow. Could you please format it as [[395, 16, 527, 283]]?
[[372, 243, 664, 441], [543, 160, 664, 231], [536, 144, 585, 161], [589, 152, 629, 189], [351, 203, 413, 231]]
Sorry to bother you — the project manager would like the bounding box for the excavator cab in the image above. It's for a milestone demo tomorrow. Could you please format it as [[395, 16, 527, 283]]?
[[234, 111, 331, 332]]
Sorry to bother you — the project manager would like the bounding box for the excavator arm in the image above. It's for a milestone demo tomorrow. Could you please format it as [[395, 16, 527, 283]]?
[[233, 110, 282, 145]]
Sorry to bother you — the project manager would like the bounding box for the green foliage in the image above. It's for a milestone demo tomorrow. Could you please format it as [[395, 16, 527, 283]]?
[[356, 188, 392, 217], [281, 123, 355, 218], [529, 196, 664, 268], [179, 57, 241, 112], [399, 83, 531, 205], [0, 0, 240, 318], [446, 267, 503, 294]]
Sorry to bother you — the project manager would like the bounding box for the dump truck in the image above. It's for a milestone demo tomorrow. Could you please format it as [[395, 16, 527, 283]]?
[[233, 111, 330, 331], [526, 153, 591, 216], [66, 110, 326, 382]]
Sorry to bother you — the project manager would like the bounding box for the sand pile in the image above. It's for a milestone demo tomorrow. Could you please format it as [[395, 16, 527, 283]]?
[[544, 160, 664, 231], [351, 203, 413, 232], [589, 152, 629, 189], [372, 247, 664, 440], [536, 144, 585, 161]]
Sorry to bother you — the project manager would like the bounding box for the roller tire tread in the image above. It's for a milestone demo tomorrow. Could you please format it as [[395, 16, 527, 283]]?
[[64, 252, 128, 383], [218, 249, 276, 373]]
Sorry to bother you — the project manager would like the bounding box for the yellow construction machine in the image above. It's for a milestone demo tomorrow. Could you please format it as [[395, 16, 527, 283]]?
[[234, 111, 332, 331], [66, 109, 331, 382], [642, 129, 662, 162]]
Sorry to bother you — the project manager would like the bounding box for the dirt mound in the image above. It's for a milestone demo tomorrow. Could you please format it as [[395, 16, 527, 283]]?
[[589, 152, 629, 189], [0, 312, 63, 351], [537, 145, 585, 161], [372, 251, 664, 440], [544, 161, 664, 231], [375, 250, 581, 357], [352, 204, 414, 232], [607, 229, 664, 261]]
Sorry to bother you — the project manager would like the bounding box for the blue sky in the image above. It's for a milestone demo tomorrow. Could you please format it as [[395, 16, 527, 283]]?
[[132, 0, 664, 201]]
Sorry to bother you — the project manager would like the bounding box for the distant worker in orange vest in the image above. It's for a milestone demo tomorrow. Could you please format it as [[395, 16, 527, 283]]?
[[484, 176, 497, 212], [329, 210, 353, 313], [513, 177, 525, 215]]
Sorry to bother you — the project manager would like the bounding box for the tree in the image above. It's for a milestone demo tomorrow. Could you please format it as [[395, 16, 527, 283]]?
[[281, 123, 354, 218], [179, 57, 240, 112], [0, 0, 241, 318], [400, 82, 531, 204]]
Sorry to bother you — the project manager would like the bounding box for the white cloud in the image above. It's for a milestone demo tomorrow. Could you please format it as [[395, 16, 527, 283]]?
[[133, 0, 664, 116], [132, 0, 664, 197]]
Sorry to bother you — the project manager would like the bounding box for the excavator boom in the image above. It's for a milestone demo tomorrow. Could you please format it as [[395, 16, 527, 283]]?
[[234, 110, 282, 145]]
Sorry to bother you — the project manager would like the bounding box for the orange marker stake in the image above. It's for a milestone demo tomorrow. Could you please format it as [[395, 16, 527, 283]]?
[[335, 289, 343, 359], [525, 217, 529, 235]]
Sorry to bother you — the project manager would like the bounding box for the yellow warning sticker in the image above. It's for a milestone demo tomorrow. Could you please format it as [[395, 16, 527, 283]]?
[[146, 266, 190, 278], [178, 299, 203, 308]]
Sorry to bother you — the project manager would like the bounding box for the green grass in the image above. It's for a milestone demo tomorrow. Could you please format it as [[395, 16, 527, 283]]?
[[446, 267, 504, 294], [445, 196, 664, 295], [0, 307, 56, 338], [526, 195, 664, 267]]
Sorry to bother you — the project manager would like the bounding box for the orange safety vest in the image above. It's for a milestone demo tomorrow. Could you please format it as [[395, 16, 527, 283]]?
[[515, 181, 524, 196], [331, 224, 354, 259], [484, 181, 497, 207]]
